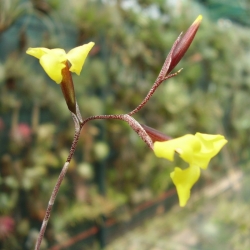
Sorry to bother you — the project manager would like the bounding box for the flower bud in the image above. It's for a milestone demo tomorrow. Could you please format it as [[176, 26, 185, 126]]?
[[141, 124, 171, 142], [166, 15, 202, 75], [60, 62, 76, 114]]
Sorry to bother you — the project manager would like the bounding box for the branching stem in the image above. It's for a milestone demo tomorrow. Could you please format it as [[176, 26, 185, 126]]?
[[34, 17, 200, 249], [35, 113, 152, 250], [34, 32, 184, 249]]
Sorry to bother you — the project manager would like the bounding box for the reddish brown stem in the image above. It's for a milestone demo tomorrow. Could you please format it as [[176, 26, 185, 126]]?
[[128, 69, 182, 116], [82, 114, 153, 149], [35, 113, 82, 250], [128, 15, 202, 117], [34, 162, 70, 250]]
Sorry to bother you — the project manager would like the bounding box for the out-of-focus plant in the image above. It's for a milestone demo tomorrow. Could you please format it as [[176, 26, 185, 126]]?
[[0, 0, 31, 33], [2, 1, 249, 249]]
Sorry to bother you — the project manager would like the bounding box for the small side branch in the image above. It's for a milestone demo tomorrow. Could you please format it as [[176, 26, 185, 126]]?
[[82, 114, 153, 149], [128, 33, 183, 117], [122, 114, 153, 149], [128, 69, 182, 116], [82, 114, 124, 126]]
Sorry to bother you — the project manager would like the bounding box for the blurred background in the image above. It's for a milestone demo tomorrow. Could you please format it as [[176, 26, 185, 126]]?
[[0, 0, 250, 249]]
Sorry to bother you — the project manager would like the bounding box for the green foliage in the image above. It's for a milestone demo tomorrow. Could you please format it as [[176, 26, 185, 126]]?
[[0, 0, 31, 33], [0, 0, 250, 248]]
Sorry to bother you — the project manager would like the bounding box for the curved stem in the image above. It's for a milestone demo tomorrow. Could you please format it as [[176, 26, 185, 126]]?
[[122, 114, 153, 149], [82, 114, 153, 149], [82, 114, 124, 126]]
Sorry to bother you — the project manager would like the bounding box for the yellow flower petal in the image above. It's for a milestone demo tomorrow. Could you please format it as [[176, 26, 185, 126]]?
[[194, 133, 228, 169], [153, 134, 199, 161], [154, 133, 227, 169], [39, 54, 66, 84], [170, 165, 200, 207], [26, 47, 67, 83], [67, 42, 95, 75], [50, 48, 67, 56], [26, 43, 94, 83], [195, 133, 227, 155], [26, 47, 51, 59]]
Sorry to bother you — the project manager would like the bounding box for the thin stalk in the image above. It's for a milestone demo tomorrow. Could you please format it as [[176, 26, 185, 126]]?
[[34, 161, 71, 250], [35, 113, 81, 250], [128, 33, 183, 116], [82, 114, 153, 149], [128, 69, 182, 116]]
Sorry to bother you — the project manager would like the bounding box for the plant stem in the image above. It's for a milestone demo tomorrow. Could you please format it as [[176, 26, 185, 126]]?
[[128, 33, 183, 116], [34, 162, 70, 250], [35, 113, 82, 250], [35, 113, 153, 250], [82, 114, 153, 149], [128, 70, 182, 116]]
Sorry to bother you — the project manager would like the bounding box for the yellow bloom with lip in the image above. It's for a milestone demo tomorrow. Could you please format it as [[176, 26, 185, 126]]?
[[26, 42, 95, 84], [170, 165, 200, 207], [154, 133, 227, 169], [153, 133, 227, 206]]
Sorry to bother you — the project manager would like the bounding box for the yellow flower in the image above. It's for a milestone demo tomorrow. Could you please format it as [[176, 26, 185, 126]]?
[[153, 133, 227, 206], [154, 133, 227, 169], [26, 42, 95, 84]]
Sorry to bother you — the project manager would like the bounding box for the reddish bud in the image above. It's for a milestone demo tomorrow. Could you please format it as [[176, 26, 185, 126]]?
[[60, 62, 76, 114], [141, 124, 171, 143], [166, 15, 202, 76]]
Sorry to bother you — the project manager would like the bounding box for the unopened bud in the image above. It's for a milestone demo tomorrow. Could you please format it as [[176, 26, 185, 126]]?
[[166, 15, 202, 75], [141, 124, 171, 142], [60, 62, 76, 114]]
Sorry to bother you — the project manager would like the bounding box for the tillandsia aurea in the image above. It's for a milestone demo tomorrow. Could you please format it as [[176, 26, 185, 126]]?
[[26, 15, 226, 250]]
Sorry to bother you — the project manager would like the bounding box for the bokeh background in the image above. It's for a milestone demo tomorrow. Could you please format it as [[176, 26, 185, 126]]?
[[1, 0, 250, 249]]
